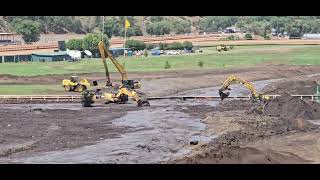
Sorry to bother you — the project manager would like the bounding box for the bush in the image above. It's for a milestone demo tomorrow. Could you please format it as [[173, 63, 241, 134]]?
[[167, 42, 183, 50], [227, 35, 240, 41], [264, 35, 271, 40], [244, 33, 253, 40], [66, 39, 83, 51], [164, 61, 171, 69], [159, 42, 168, 50], [125, 39, 146, 51], [198, 61, 204, 68], [144, 50, 148, 57], [182, 41, 193, 50], [146, 44, 155, 50]]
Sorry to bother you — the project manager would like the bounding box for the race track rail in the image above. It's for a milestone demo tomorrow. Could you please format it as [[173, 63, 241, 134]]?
[[0, 95, 319, 102]]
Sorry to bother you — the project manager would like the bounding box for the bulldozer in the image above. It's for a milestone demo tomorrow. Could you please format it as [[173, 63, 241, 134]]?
[[218, 75, 270, 102], [81, 41, 150, 107], [216, 45, 233, 52], [62, 76, 91, 92]]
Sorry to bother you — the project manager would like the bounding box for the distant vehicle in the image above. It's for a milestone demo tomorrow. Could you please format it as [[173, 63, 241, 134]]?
[[166, 51, 180, 55], [151, 50, 161, 56], [224, 28, 235, 33]]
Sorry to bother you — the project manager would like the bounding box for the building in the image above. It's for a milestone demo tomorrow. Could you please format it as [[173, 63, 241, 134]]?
[[0, 33, 21, 45], [109, 48, 132, 57], [302, 34, 320, 39], [31, 51, 71, 62]]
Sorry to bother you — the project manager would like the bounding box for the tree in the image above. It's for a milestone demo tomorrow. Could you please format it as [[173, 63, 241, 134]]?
[[102, 18, 118, 38], [66, 39, 83, 51], [244, 33, 253, 40], [173, 20, 191, 34], [146, 21, 171, 35], [82, 33, 109, 56], [200, 16, 240, 32], [167, 42, 183, 50], [182, 41, 193, 50], [14, 20, 41, 44], [125, 39, 146, 51]]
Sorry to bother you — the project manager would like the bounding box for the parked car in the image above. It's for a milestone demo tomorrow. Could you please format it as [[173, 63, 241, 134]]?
[[151, 50, 161, 56], [166, 51, 180, 55]]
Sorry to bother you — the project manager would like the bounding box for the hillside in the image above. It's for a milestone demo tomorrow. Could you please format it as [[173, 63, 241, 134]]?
[[1, 16, 320, 39]]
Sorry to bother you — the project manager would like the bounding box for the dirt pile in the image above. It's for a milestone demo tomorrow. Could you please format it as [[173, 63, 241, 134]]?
[[264, 95, 320, 120], [173, 146, 309, 164], [262, 80, 318, 95]]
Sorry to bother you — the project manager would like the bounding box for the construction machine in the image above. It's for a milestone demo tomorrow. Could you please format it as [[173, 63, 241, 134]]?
[[216, 45, 233, 52], [81, 41, 150, 107], [62, 76, 91, 92], [218, 75, 270, 102]]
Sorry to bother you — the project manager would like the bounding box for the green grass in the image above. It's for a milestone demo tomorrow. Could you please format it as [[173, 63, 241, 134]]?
[[1, 45, 320, 77], [0, 85, 62, 95]]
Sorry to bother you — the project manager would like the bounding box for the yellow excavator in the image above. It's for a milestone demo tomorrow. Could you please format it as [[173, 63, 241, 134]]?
[[81, 41, 150, 107], [218, 75, 270, 102]]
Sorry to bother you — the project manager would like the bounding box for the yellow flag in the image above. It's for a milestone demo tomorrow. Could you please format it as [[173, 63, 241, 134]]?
[[125, 19, 131, 29]]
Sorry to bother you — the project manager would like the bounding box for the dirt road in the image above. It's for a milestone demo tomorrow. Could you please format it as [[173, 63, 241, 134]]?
[[0, 64, 319, 163]]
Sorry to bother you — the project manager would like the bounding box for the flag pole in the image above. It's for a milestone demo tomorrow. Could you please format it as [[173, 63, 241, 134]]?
[[101, 16, 104, 42], [124, 16, 127, 58]]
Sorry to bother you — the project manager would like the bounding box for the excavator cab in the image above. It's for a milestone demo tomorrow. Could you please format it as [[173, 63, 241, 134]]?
[[122, 80, 141, 89], [70, 76, 79, 83]]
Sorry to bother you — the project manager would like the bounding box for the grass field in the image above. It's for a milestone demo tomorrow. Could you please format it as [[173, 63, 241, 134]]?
[[0, 85, 62, 95], [1, 45, 320, 77]]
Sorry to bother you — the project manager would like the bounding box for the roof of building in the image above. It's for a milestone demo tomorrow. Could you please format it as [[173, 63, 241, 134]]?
[[0, 33, 17, 36], [32, 51, 69, 56]]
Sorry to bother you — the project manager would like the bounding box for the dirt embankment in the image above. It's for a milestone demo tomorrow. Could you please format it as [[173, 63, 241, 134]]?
[[263, 95, 320, 120], [172, 100, 319, 164]]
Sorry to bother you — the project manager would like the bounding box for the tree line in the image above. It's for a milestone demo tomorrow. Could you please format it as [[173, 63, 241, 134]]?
[[4, 16, 320, 43]]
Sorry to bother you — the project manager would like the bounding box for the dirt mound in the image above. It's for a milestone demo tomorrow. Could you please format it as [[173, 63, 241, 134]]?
[[262, 80, 318, 95], [264, 95, 320, 120], [173, 146, 309, 164]]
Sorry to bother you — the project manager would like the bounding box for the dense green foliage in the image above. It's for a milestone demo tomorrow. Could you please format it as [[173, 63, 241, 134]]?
[[3, 16, 320, 38]]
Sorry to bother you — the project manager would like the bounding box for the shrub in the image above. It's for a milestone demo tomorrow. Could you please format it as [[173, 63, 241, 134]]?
[[159, 42, 168, 50], [146, 44, 155, 50], [244, 33, 253, 40], [144, 50, 148, 57], [167, 42, 183, 50], [125, 39, 146, 51], [182, 41, 193, 50], [164, 61, 171, 69], [264, 35, 271, 40], [227, 35, 240, 41], [198, 61, 204, 68]]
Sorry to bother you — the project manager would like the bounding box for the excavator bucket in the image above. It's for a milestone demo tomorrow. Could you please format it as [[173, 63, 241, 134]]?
[[137, 99, 150, 107], [219, 90, 230, 101]]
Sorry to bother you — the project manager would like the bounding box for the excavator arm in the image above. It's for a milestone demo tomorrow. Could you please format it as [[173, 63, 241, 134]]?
[[98, 41, 128, 82], [81, 41, 149, 107], [218, 75, 268, 102], [98, 41, 141, 89]]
